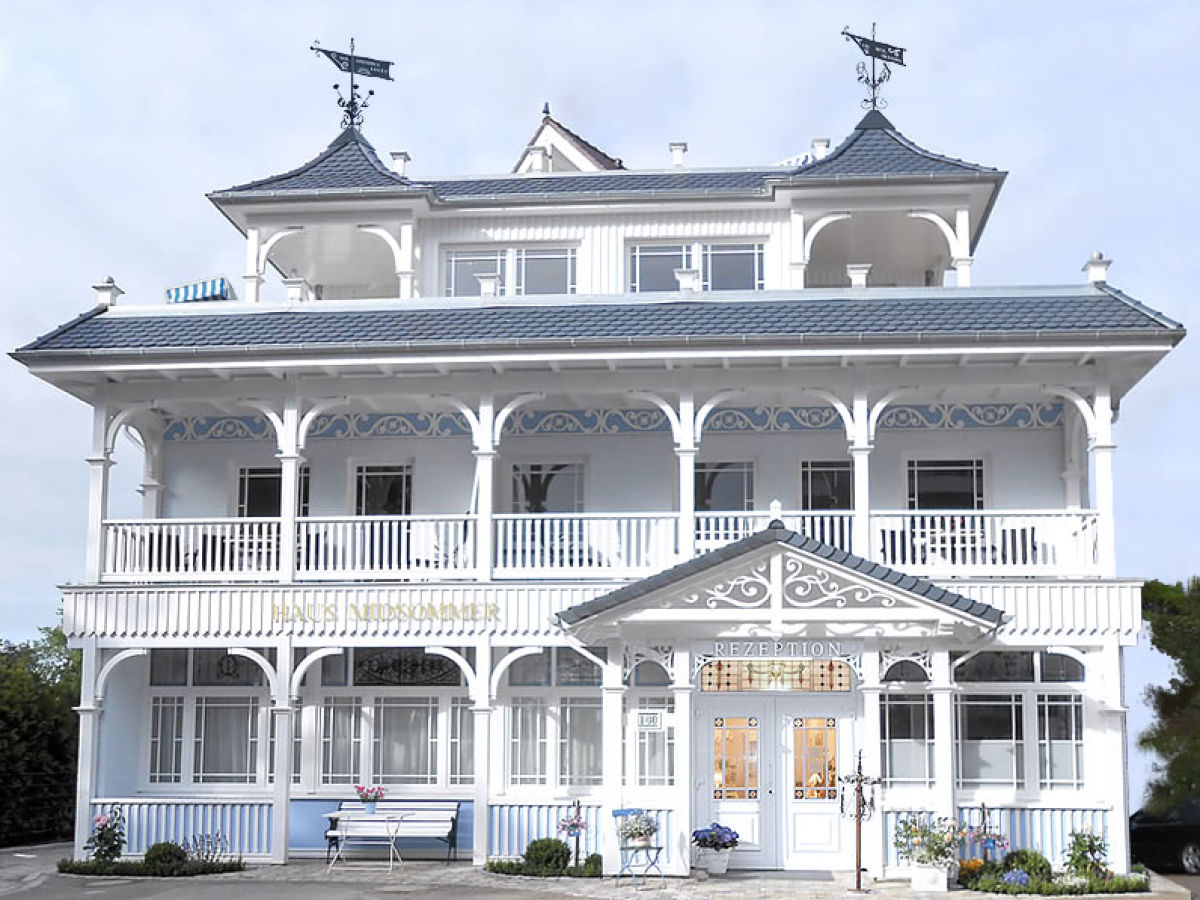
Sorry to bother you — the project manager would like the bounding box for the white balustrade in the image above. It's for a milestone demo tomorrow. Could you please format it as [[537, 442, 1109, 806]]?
[[103, 518, 281, 582], [695, 510, 854, 554], [296, 515, 476, 579], [870, 510, 1100, 576], [492, 513, 678, 577], [91, 797, 273, 857]]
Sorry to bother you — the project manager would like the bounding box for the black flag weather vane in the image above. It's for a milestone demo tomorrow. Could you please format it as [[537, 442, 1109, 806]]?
[[311, 38, 394, 129], [842, 24, 905, 110]]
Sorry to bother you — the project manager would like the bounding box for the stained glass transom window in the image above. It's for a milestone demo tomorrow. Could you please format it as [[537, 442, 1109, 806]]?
[[699, 659, 852, 692], [793, 717, 838, 800], [712, 716, 759, 799]]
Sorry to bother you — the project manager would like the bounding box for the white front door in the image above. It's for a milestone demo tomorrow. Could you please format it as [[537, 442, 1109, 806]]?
[[697, 696, 852, 870]]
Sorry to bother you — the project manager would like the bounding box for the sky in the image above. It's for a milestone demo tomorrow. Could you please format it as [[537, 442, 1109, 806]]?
[[0, 1, 1196, 809]]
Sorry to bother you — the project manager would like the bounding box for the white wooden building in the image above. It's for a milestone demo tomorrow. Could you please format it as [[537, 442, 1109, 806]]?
[[13, 102, 1183, 875]]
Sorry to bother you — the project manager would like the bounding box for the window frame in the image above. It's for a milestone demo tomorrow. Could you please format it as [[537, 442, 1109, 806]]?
[[905, 458, 986, 510], [235, 465, 311, 517], [694, 460, 755, 512], [880, 692, 935, 788], [353, 463, 413, 516]]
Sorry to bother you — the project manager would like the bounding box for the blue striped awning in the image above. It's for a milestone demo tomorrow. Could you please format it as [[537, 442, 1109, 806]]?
[[165, 276, 237, 304]]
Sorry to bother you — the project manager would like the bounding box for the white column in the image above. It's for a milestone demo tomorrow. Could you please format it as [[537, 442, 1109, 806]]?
[[84, 399, 112, 583], [277, 396, 303, 583], [73, 639, 100, 860], [953, 257, 974, 288], [849, 390, 872, 559], [270, 637, 294, 864], [243, 227, 262, 304], [676, 390, 697, 560], [471, 641, 492, 864], [600, 647, 624, 875], [397, 220, 415, 298], [474, 396, 496, 581], [929, 650, 956, 819], [859, 650, 884, 877], [953, 209, 973, 288], [1090, 382, 1117, 576], [671, 648, 693, 875], [788, 208, 807, 288], [137, 418, 166, 518]]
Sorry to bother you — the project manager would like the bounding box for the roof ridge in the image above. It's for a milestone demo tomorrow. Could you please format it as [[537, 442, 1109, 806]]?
[[543, 115, 625, 170]]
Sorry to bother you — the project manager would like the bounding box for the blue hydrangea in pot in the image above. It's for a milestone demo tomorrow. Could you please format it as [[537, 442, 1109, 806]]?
[[691, 822, 740, 875]]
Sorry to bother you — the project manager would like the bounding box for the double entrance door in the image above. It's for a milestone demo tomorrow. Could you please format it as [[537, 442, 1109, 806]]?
[[696, 695, 853, 870]]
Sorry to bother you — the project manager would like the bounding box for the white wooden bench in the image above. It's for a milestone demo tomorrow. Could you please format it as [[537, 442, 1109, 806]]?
[[324, 801, 461, 871]]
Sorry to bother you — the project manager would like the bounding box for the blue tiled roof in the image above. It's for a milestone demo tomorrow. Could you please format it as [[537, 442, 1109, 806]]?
[[14, 286, 1183, 357], [556, 522, 1004, 627], [209, 112, 1001, 202]]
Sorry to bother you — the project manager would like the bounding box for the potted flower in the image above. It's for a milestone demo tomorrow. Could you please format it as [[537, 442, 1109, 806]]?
[[558, 802, 589, 867], [691, 821, 739, 874], [617, 812, 658, 848], [354, 784, 386, 812], [893, 816, 966, 892]]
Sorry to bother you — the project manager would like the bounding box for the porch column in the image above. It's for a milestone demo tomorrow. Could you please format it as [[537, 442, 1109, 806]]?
[[277, 396, 304, 583], [270, 637, 294, 864], [859, 651, 885, 877], [398, 220, 415, 298], [243, 227, 262, 303], [1089, 382, 1117, 576], [73, 639, 100, 860], [84, 397, 112, 583], [1097, 642, 1132, 872], [929, 650, 956, 819], [676, 391, 697, 560], [471, 641, 493, 864], [849, 391, 872, 559], [671, 648, 693, 874], [600, 646, 624, 875], [473, 396, 496, 581], [136, 416, 166, 518]]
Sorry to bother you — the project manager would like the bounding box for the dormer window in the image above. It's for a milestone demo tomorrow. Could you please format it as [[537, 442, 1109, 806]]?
[[515, 248, 576, 295], [446, 249, 507, 297], [630, 242, 765, 292], [445, 247, 576, 296]]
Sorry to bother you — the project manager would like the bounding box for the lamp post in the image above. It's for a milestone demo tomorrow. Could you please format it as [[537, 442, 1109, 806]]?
[[840, 750, 882, 893]]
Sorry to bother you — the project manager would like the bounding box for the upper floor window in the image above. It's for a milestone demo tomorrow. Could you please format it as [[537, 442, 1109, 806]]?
[[629, 244, 691, 292], [695, 461, 754, 511], [515, 247, 576, 295], [800, 460, 853, 510], [907, 459, 984, 510], [355, 465, 412, 516], [237, 466, 310, 517], [512, 462, 584, 513], [701, 243, 764, 291], [445, 249, 506, 297]]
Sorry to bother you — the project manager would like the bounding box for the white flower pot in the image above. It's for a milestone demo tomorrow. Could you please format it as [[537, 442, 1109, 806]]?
[[911, 864, 952, 892], [702, 848, 732, 874]]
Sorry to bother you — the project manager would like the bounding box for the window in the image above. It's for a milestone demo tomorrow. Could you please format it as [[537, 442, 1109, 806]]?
[[193, 649, 264, 687], [515, 248, 576, 295], [629, 244, 691, 292], [150, 649, 189, 686], [882, 660, 930, 683], [194, 697, 260, 784], [956, 694, 1024, 788], [695, 461, 754, 511], [509, 697, 548, 785], [1038, 694, 1084, 788], [373, 698, 438, 785], [512, 462, 584, 513], [446, 249, 506, 296], [149, 697, 184, 784], [237, 466, 311, 517], [321, 697, 362, 785], [355, 465, 412, 515], [881, 694, 934, 786], [507, 650, 552, 686], [636, 697, 675, 786], [1040, 652, 1085, 683], [353, 648, 462, 686], [632, 661, 671, 687], [559, 697, 603, 786], [800, 461, 853, 510], [556, 648, 603, 686], [449, 697, 475, 785], [701, 243, 764, 291], [907, 459, 984, 509]]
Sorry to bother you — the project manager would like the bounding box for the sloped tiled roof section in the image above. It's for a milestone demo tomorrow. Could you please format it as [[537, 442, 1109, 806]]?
[[556, 523, 1004, 627], [213, 127, 410, 195], [15, 286, 1184, 356], [793, 110, 999, 178]]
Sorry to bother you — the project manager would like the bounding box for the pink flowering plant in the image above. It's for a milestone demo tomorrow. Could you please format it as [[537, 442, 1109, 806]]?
[[84, 807, 125, 863], [893, 816, 967, 867], [557, 811, 588, 837], [354, 784, 386, 802]]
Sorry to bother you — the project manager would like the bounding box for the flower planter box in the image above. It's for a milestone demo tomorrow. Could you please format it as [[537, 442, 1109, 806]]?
[[701, 848, 731, 874]]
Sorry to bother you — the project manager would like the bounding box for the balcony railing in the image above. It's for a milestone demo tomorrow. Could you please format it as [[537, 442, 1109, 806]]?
[[100, 508, 1101, 583]]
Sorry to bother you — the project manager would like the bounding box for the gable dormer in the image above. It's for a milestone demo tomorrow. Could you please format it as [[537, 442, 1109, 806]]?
[[512, 107, 625, 173]]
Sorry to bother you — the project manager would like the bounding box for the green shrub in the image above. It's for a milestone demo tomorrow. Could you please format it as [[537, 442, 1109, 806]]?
[[484, 858, 527, 875], [971, 871, 1150, 895], [57, 858, 245, 877], [523, 837, 570, 874], [565, 853, 602, 877], [143, 841, 188, 873], [1064, 831, 1107, 880], [1003, 849, 1052, 882]]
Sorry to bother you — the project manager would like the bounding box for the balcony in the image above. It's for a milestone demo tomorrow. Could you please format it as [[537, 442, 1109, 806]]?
[[100, 509, 1101, 584]]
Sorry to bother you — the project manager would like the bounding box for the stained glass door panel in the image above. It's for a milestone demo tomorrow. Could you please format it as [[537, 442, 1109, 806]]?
[[710, 711, 774, 867], [783, 714, 844, 866]]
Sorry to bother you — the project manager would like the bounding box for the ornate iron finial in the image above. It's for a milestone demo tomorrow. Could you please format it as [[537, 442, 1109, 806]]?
[[542, 101, 551, 117], [842, 24, 906, 110], [311, 38, 394, 129]]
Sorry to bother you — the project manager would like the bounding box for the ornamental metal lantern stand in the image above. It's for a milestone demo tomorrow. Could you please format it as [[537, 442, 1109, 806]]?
[[839, 750, 882, 893]]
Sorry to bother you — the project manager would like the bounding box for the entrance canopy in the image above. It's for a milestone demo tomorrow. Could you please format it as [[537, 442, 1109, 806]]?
[[558, 522, 1004, 644]]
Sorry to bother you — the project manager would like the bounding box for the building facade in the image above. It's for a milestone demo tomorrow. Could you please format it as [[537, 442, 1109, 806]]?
[[14, 104, 1183, 875]]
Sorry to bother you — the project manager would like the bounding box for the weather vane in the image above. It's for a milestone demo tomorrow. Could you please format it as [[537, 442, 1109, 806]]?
[[842, 24, 905, 110], [310, 38, 394, 129]]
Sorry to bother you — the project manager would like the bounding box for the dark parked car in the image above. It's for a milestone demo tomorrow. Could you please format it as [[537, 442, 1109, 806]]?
[[1130, 804, 1200, 873]]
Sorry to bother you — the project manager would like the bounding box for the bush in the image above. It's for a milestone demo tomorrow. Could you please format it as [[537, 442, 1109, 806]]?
[[57, 858, 245, 877], [523, 837, 570, 874], [143, 842, 188, 873], [565, 853, 602, 877], [1003, 849, 1052, 882], [1064, 830, 1107, 879], [972, 872, 1150, 895], [484, 859, 527, 875]]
